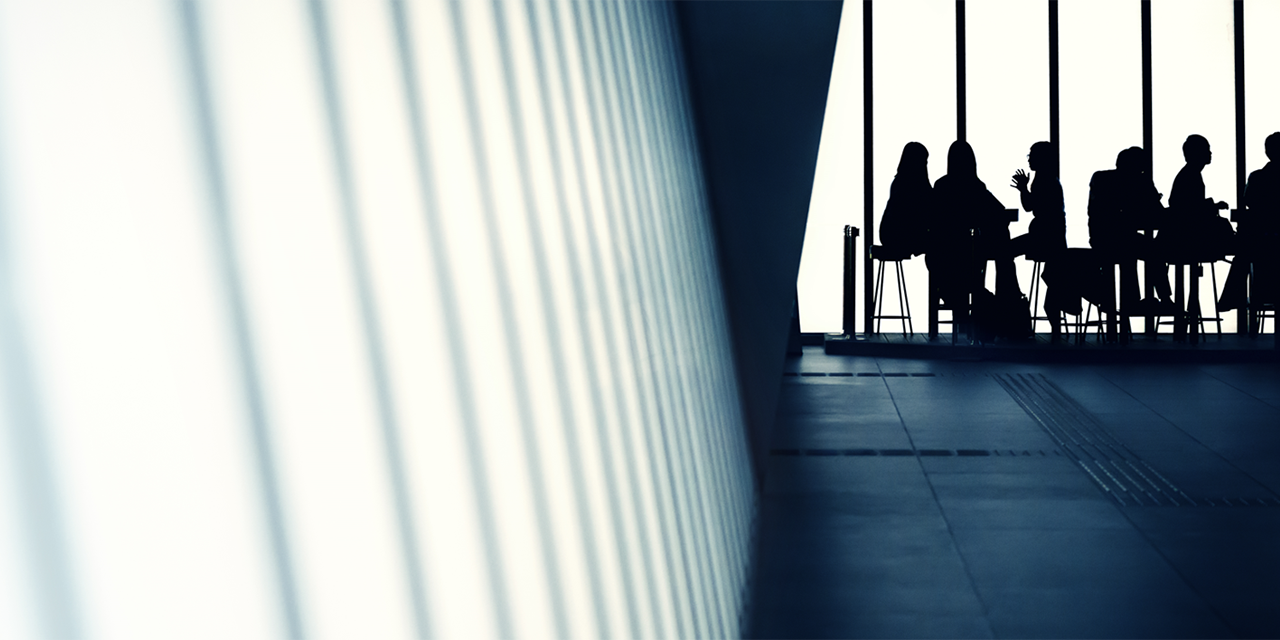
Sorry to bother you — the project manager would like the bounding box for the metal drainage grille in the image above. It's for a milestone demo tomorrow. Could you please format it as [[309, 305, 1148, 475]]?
[[770, 448, 1062, 458], [782, 372, 936, 378], [995, 373, 1212, 507]]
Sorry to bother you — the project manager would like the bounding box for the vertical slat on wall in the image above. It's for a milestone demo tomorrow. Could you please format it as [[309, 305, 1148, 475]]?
[[0, 1, 757, 635]]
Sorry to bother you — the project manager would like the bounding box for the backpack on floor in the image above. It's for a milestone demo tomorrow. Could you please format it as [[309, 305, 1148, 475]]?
[[972, 289, 1032, 342]]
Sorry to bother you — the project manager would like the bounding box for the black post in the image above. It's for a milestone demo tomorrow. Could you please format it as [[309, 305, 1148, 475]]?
[[1142, 0, 1155, 334], [863, 1, 874, 337], [956, 0, 966, 142], [1235, 0, 1248, 334], [1048, 0, 1059, 168], [1141, 1, 1153, 176], [844, 225, 860, 335]]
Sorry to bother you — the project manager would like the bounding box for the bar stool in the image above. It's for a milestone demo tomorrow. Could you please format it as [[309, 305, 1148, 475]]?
[[872, 245, 914, 337], [1157, 259, 1220, 342], [927, 273, 964, 344], [1253, 302, 1276, 335], [1076, 299, 1108, 345], [1093, 257, 1130, 344], [1200, 261, 1224, 337], [1026, 252, 1063, 334], [1245, 256, 1275, 336], [927, 239, 979, 345]]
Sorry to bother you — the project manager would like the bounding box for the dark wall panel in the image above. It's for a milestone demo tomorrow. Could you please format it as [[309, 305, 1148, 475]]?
[[675, 1, 843, 481]]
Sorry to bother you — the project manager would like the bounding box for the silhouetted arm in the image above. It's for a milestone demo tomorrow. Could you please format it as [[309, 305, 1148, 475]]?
[[1011, 169, 1032, 211]]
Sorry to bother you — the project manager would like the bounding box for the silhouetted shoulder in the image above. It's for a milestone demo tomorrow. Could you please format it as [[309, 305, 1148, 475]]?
[[1246, 163, 1280, 212], [1170, 164, 1204, 210]]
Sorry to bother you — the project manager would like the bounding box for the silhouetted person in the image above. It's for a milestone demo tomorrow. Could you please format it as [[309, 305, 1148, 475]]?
[[1008, 141, 1067, 260], [926, 141, 1015, 331], [879, 142, 932, 256], [1163, 134, 1232, 262], [1088, 146, 1173, 312], [1221, 132, 1280, 311], [1001, 141, 1067, 335], [1246, 133, 1280, 237]]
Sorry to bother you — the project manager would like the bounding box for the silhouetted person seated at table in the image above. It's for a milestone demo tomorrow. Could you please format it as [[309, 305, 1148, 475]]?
[[926, 141, 1021, 334], [1221, 131, 1280, 311], [879, 142, 932, 257], [1008, 141, 1067, 261], [1161, 134, 1233, 263], [1088, 146, 1174, 313]]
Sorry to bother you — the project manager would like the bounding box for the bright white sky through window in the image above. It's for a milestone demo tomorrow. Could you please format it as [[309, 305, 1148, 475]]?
[[800, 0, 1260, 334]]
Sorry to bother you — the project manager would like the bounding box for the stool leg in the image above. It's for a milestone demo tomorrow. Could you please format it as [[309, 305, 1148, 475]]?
[[893, 261, 904, 337], [928, 285, 938, 339], [1210, 262, 1222, 336], [1077, 306, 1088, 346], [1030, 261, 1042, 332], [874, 259, 885, 334], [890, 261, 903, 337], [898, 261, 914, 337]]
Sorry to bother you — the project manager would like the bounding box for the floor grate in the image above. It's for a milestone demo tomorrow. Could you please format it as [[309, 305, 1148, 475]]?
[[993, 373, 1280, 508], [769, 447, 1062, 458], [784, 372, 941, 378]]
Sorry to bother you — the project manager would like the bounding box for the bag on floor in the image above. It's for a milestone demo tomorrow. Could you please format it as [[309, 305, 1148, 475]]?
[[971, 289, 1031, 341]]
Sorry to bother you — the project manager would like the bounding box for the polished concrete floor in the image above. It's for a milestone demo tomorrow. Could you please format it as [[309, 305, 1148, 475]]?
[[749, 348, 1280, 638]]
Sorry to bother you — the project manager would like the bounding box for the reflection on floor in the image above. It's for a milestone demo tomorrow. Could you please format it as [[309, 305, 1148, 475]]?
[[749, 347, 1280, 639], [825, 332, 1280, 364]]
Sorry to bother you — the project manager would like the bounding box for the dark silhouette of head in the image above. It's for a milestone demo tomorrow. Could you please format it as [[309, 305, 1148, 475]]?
[[947, 141, 977, 180], [1028, 141, 1057, 176], [1266, 132, 1280, 163], [1116, 146, 1146, 174], [1183, 134, 1211, 166], [897, 141, 929, 182]]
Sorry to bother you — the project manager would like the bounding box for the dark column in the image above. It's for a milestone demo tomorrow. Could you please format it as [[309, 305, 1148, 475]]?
[[1142, 0, 1155, 331], [1141, 1, 1153, 175], [864, 1, 875, 335], [1048, 1, 1060, 167], [845, 226, 860, 334], [674, 1, 843, 486], [956, 0, 966, 142], [1235, 0, 1247, 334], [1235, 1, 1246, 206]]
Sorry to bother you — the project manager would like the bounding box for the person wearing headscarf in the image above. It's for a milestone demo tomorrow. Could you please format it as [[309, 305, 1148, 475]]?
[[879, 142, 932, 256], [926, 141, 1016, 328]]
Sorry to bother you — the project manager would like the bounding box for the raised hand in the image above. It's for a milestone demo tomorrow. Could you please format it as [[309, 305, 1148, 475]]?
[[1010, 169, 1031, 191]]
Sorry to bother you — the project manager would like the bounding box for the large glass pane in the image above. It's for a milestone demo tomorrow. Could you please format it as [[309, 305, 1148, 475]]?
[[1060, 1, 1146, 328], [1152, 0, 1236, 329], [1245, 1, 1280, 180], [967, 0, 1048, 206], [799, 5, 862, 333], [873, 0, 956, 333], [967, 0, 1049, 298], [1060, 0, 1143, 249]]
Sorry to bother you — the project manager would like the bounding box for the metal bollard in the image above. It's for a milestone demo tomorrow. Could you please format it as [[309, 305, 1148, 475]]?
[[843, 225, 859, 335]]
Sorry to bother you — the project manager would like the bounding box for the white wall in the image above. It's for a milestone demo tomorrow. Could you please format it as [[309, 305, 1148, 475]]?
[[0, 1, 753, 638]]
